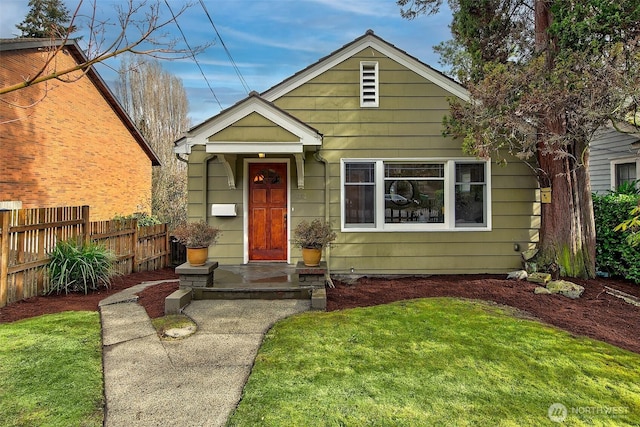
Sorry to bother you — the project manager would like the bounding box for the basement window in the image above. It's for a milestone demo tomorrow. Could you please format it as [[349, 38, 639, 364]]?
[[360, 61, 379, 107]]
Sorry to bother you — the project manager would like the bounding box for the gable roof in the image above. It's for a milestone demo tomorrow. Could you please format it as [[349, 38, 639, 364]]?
[[261, 29, 469, 103], [175, 91, 322, 154], [0, 38, 161, 166]]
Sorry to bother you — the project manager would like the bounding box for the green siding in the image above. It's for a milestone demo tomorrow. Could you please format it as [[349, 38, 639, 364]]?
[[209, 112, 299, 142], [186, 44, 539, 273]]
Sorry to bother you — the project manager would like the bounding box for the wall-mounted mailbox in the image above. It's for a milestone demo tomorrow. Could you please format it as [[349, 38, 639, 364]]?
[[540, 187, 552, 204], [211, 204, 237, 217]]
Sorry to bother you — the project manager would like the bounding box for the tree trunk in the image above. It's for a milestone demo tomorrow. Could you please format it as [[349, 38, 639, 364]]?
[[537, 142, 596, 278], [534, 0, 596, 278]]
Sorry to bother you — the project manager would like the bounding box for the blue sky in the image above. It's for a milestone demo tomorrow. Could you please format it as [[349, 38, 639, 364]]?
[[1, 0, 453, 125]]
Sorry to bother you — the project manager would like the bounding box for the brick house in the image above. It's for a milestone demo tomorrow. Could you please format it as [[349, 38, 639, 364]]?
[[0, 39, 160, 220]]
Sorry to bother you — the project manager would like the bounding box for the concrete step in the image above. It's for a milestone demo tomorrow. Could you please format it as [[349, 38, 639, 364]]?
[[193, 286, 313, 300], [173, 263, 327, 309]]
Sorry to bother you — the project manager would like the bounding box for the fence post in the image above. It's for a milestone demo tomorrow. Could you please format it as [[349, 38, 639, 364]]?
[[132, 218, 138, 272], [164, 223, 170, 268], [0, 210, 10, 307], [81, 205, 90, 245]]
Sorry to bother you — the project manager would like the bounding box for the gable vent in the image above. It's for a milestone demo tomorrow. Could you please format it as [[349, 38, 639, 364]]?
[[360, 61, 379, 107]]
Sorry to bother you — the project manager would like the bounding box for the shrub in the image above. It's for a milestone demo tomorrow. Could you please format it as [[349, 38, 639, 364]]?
[[614, 180, 640, 195], [113, 212, 162, 227], [171, 221, 220, 248], [292, 219, 336, 249], [47, 239, 118, 294], [593, 192, 640, 284]]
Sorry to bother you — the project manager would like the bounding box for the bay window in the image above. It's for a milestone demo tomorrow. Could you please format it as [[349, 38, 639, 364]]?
[[342, 159, 490, 231]]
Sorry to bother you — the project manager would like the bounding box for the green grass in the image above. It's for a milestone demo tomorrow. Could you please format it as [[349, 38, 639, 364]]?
[[228, 298, 640, 426], [0, 311, 104, 427]]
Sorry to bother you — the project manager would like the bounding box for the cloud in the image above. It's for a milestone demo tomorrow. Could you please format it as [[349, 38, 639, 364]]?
[[306, 0, 398, 18]]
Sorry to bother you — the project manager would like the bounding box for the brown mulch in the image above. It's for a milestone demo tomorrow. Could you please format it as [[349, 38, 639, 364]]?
[[0, 268, 178, 323], [1, 269, 638, 354], [327, 275, 640, 354]]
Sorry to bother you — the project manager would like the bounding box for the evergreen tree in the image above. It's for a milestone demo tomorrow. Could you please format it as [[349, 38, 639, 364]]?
[[399, 0, 640, 278], [16, 0, 76, 38]]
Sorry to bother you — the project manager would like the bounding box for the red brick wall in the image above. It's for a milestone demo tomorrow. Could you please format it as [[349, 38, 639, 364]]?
[[0, 46, 153, 220]]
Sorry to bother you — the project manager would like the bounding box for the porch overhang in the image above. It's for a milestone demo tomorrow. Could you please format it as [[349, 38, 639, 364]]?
[[204, 141, 309, 154], [174, 93, 322, 153], [174, 93, 323, 190]]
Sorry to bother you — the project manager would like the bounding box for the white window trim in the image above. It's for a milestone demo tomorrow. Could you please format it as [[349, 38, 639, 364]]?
[[610, 157, 640, 191], [340, 158, 492, 232], [360, 61, 379, 108]]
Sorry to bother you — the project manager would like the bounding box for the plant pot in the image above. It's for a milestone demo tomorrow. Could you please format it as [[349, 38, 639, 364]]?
[[301, 247, 322, 267], [186, 247, 208, 266]]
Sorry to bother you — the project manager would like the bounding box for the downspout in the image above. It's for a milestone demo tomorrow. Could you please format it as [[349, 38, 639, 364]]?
[[203, 155, 217, 221], [175, 152, 213, 220], [313, 149, 334, 286]]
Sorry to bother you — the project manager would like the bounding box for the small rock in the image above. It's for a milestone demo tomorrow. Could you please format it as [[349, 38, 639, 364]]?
[[534, 286, 552, 295], [546, 280, 584, 299], [527, 272, 551, 284], [507, 270, 528, 280], [164, 325, 197, 339]]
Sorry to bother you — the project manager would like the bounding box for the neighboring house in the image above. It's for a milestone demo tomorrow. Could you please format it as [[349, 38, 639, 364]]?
[[0, 39, 160, 220], [174, 31, 539, 274], [590, 126, 640, 193]]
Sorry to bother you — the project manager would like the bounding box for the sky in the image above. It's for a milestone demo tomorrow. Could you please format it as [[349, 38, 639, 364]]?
[[0, 0, 454, 125]]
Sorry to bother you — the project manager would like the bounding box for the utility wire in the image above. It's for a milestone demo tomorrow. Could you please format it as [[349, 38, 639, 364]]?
[[198, 0, 251, 94], [163, 0, 223, 109]]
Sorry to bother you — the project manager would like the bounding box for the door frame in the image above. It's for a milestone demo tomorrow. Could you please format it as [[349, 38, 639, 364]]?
[[243, 158, 291, 263]]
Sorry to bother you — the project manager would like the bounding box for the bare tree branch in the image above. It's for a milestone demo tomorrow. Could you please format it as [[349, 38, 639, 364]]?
[[1, 0, 211, 95]]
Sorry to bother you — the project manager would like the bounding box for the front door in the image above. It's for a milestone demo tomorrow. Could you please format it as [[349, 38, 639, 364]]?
[[248, 162, 288, 261]]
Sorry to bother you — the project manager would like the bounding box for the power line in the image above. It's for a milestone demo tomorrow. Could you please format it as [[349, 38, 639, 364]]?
[[198, 0, 251, 94], [163, 0, 223, 110]]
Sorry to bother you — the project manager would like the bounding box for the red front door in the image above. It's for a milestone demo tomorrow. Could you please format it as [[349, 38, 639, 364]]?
[[248, 163, 288, 261]]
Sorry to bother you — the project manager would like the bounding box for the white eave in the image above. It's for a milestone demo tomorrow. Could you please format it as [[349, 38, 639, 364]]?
[[173, 94, 322, 155], [261, 30, 470, 103]]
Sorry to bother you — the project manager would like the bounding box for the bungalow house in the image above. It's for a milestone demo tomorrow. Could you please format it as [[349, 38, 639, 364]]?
[[174, 30, 539, 275], [590, 125, 640, 193], [0, 39, 160, 220]]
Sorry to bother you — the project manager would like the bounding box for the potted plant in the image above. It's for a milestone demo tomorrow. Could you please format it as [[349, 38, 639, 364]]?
[[172, 221, 221, 266], [292, 219, 336, 266]]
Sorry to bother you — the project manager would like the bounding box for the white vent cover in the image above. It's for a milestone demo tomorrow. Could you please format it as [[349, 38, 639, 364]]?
[[360, 61, 379, 107]]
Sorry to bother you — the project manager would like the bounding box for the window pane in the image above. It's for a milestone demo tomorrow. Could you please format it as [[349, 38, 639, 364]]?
[[455, 163, 486, 226], [346, 163, 374, 183], [345, 185, 375, 225], [385, 163, 444, 178], [345, 163, 375, 225], [456, 163, 484, 183], [385, 179, 444, 223], [616, 163, 637, 187], [455, 184, 485, 225]]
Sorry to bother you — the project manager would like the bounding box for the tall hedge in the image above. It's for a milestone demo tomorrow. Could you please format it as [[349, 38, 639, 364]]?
[[593, 193, 640, 284]]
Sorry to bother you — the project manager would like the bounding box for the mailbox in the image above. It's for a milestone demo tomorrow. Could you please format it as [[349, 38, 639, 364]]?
[[211, 204, 237, 217]]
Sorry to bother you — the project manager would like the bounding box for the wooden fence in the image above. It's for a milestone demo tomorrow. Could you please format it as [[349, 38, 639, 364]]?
[[0, 206, 171, 307]]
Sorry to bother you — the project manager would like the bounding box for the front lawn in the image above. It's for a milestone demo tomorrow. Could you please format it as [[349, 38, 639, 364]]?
[[229, 298, 640, 426], [0, 311, 103, 427]]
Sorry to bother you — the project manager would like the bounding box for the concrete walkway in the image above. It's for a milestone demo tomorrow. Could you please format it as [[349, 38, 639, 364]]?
[[100, 282, 310, 427]]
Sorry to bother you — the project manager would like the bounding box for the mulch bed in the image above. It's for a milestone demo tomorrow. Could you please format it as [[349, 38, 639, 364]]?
[[0, 268, 178, 323], [1, 269, 638, 354]]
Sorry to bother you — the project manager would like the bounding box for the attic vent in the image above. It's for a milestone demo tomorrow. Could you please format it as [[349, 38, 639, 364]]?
[[360, 61, 379, 108]]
